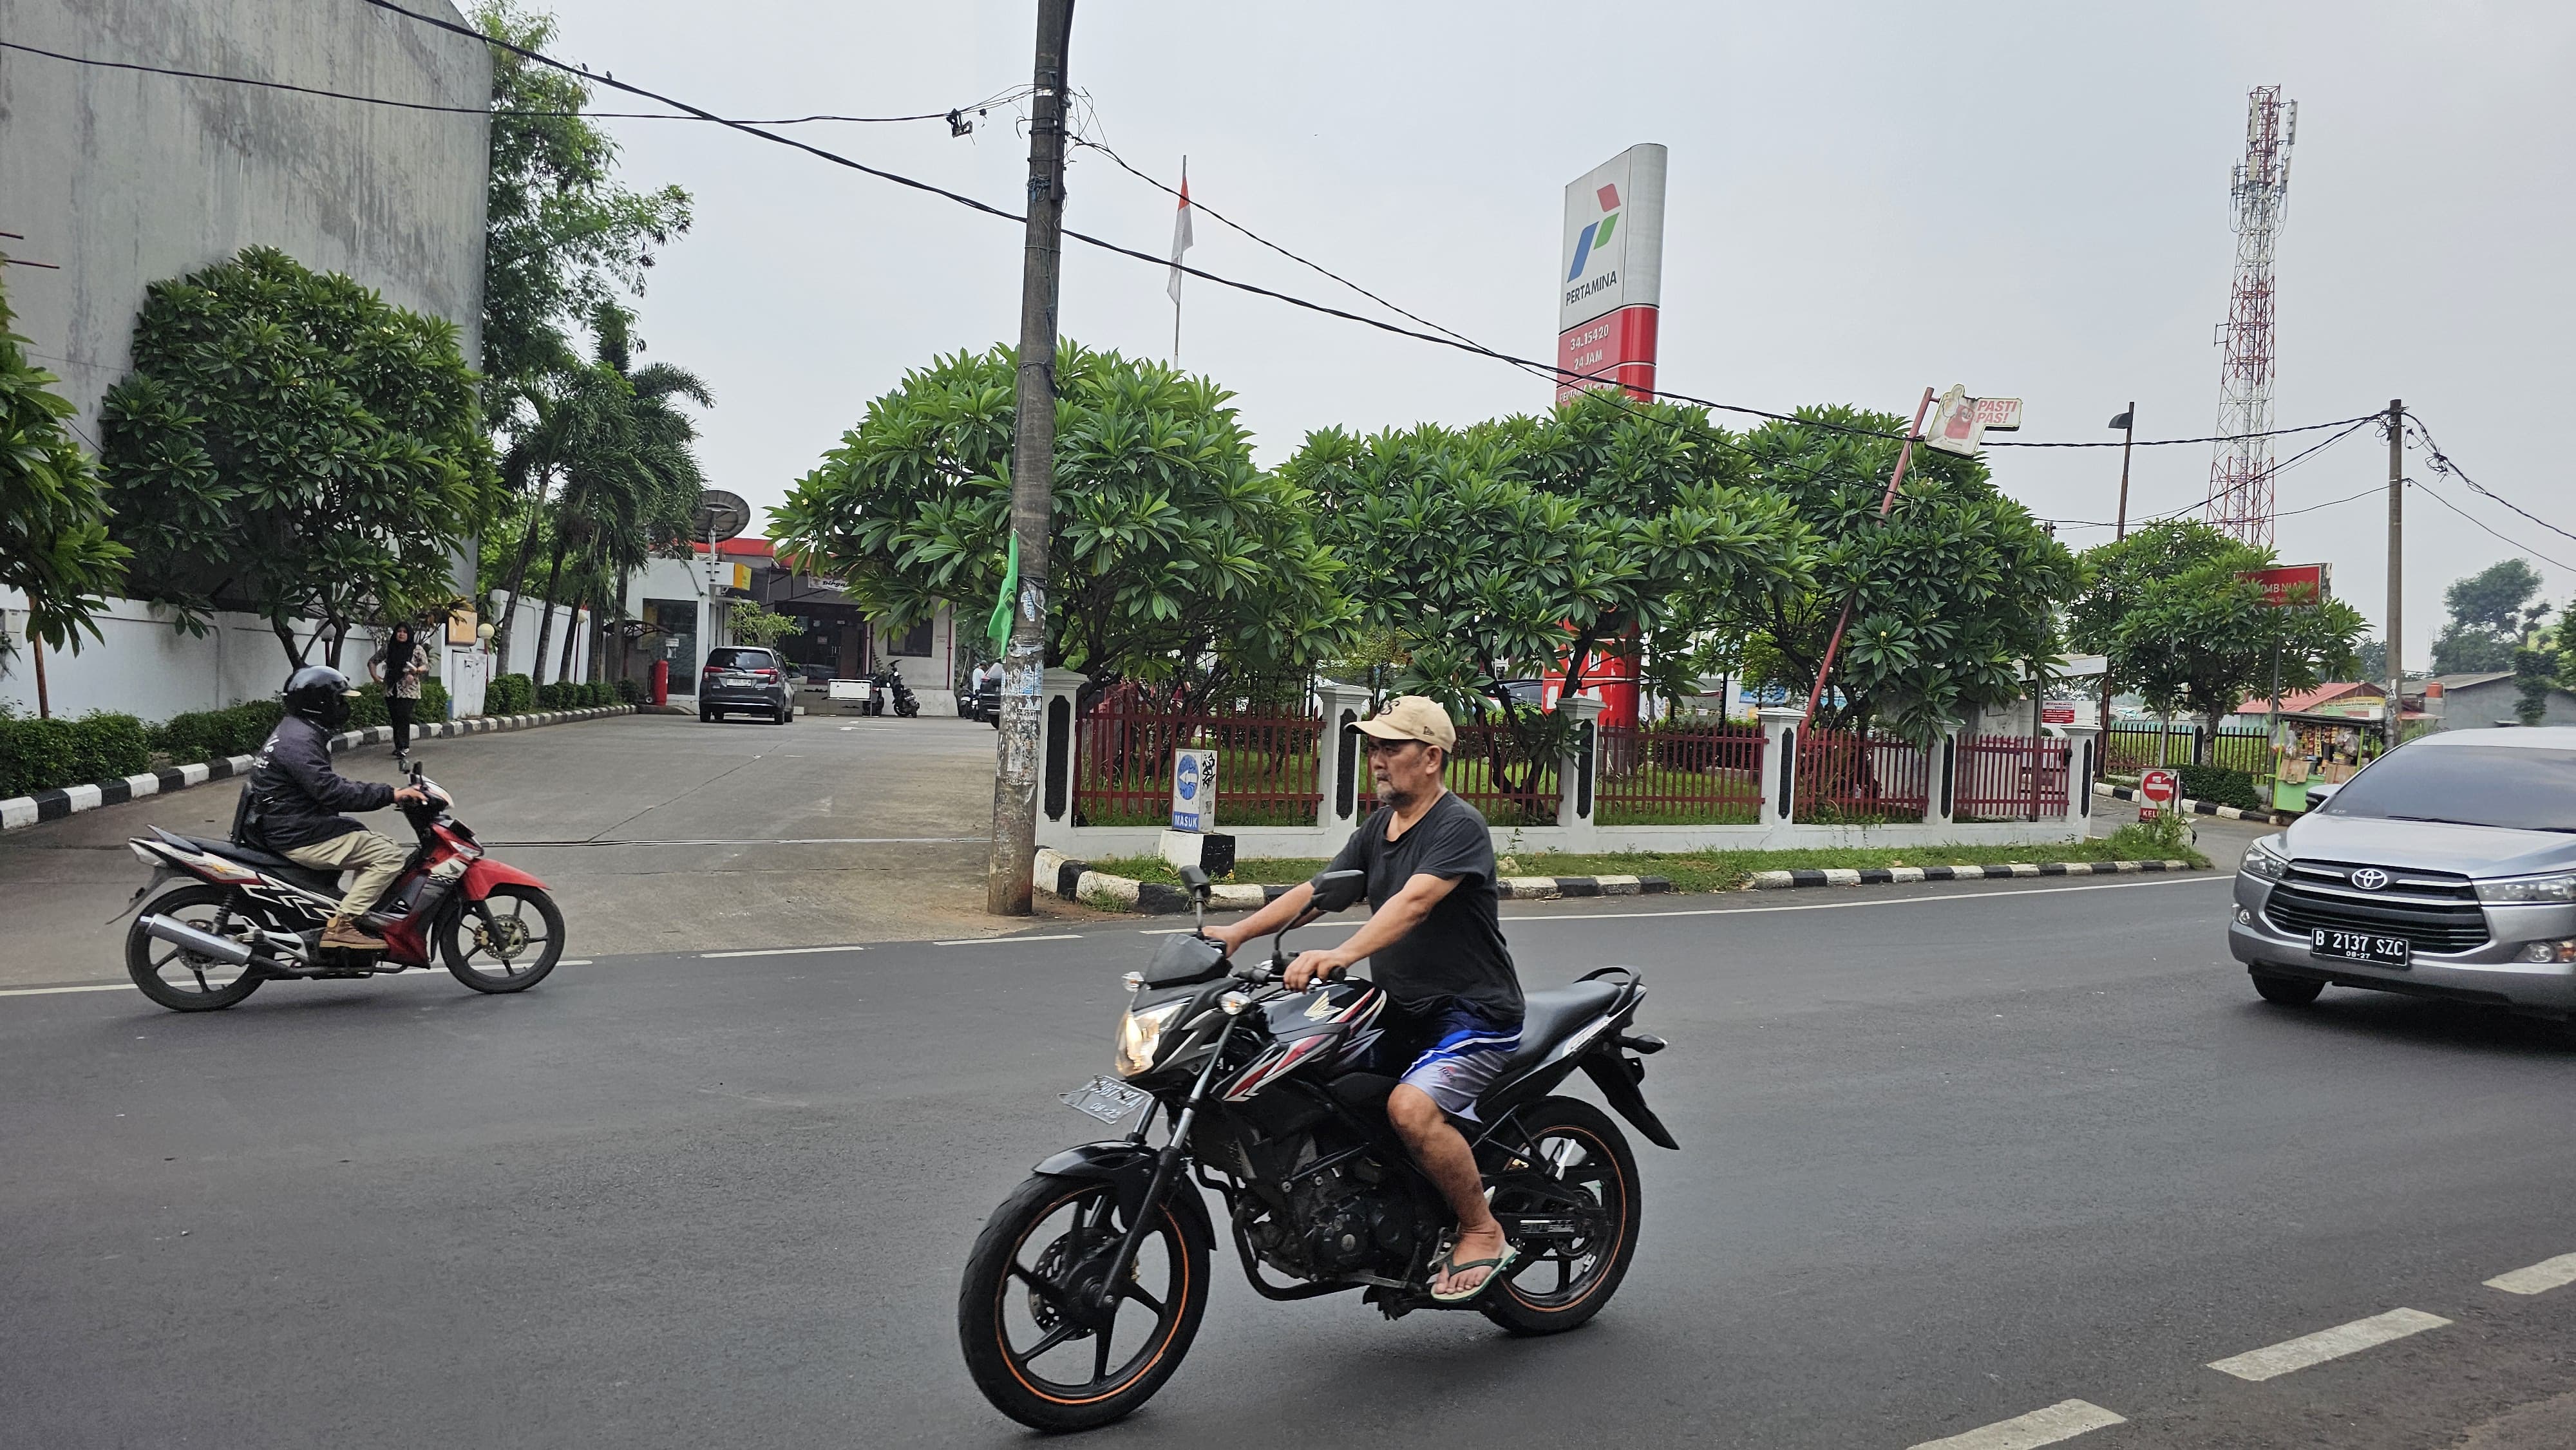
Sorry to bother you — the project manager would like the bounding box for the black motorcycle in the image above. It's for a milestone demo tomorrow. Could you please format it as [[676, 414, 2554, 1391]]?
[[958, 867, 1676, 1431], [862, 667, 921, 718]]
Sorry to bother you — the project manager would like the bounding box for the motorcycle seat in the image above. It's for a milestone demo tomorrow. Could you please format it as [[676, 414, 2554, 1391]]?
[[1484, 980, 1623, 1086], [162, 830, 346, 896]]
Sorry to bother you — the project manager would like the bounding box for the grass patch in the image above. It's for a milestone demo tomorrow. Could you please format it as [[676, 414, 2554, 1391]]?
[[1083, 831, 2207, 896]]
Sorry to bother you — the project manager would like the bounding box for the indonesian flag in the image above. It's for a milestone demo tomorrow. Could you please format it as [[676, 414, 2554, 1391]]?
[[1166, 161, 1193, 305]]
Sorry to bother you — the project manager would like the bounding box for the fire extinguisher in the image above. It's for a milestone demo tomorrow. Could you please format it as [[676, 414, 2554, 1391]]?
[[650, 657, 670, 707]]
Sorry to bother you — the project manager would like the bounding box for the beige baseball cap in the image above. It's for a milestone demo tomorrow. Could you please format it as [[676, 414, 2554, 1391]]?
[[1353, 695, 1457, 751]]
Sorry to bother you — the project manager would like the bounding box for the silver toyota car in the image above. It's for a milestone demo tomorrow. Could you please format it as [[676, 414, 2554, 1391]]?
[[2229, 727, 2576, 1015]]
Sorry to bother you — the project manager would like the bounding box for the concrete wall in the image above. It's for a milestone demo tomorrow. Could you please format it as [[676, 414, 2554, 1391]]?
[[2434, 678, 2576, 730], [0, 0, 490, 445]]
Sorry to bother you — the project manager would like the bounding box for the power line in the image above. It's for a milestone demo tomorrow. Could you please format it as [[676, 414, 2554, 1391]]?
[[2401, 415, 2576, 549], [0, 38, 990, 124], [2408, 473, 2576, 574], [357, 0, 2385, 453]]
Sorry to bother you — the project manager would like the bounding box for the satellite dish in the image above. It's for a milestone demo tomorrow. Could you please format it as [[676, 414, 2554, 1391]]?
[[694, 488, 752, 543]]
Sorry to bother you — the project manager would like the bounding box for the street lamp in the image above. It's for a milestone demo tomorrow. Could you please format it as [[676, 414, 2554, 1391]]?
[[2107, 404, 2136, 540]]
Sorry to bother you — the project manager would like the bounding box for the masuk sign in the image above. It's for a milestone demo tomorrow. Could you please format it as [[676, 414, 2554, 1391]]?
[[1555, 144, 1668, 403], [1170, 749, 1217, 833]]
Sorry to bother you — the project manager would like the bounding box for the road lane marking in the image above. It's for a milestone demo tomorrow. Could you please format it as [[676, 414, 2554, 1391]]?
[[1909, 1400, 2126, 1450], [486, 836, 981, 847], [701, 945, 868, 959], [934, 934, 1083, 946], [0, 983, 135, 998], [2206, 1307, 2450, 1381], [2486, 1252, 2576, 1295]]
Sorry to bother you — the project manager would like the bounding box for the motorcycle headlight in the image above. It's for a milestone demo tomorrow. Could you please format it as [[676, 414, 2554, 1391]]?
[[2242, 834, 2291, 882], [2477, 872, 2576, 905], [1115, 1000, 1188, 1079]]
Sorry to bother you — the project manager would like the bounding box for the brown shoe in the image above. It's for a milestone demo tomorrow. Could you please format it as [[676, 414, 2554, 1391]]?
[[320, 916, 387, 952]]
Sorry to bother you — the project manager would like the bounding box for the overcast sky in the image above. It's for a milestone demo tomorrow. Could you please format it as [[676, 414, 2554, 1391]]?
[[535, 0, 2576, 672]]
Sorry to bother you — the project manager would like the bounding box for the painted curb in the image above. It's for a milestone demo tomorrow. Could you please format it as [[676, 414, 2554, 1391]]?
[[0, 705, 638, 833], [1030, 847, 1673, 916], [1747, 858, 2201, 890], [2093, 780, 2294, 826]]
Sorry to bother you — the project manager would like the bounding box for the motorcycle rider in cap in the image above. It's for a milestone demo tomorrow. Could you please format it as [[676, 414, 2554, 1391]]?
[[236, 666, 427, 953]]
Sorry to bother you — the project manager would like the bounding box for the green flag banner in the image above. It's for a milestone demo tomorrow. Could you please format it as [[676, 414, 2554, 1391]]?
[[986, 532, 1019, 657]]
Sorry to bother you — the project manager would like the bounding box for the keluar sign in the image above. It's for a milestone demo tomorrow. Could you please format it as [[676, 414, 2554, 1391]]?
[[2237, 563, 2328, 607]]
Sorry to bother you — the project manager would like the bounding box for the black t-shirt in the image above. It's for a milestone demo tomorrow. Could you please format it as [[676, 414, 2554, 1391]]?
[[1326, 790, 1522, 1024]]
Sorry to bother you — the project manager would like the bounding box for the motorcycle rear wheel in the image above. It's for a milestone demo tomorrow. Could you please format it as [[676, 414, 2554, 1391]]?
[[126, 883, 267, 1012], [438, 884, 565, 993], [958, 1172, 1210, 1432], [1479, 1095, 1641, 1336]]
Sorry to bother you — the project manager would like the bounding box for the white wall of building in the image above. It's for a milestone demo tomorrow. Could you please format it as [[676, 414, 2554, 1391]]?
[[487, 590, 592, 683]]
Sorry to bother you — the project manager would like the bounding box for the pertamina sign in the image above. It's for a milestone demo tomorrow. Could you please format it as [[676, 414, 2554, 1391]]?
[[1555, 144, 1667, 403]]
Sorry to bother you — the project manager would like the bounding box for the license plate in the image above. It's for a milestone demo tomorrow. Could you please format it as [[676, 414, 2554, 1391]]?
[[720, 673, 755, 686], [1061, 1075, 1150, 1125], [2311, 927, 2410, 967]]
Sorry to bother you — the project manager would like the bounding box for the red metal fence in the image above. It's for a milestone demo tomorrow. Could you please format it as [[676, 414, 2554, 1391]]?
[[1953, 734, 2071, 819], [1071, 699, 1323, 827], [1794, 729, 1931, 822], [1595, 722, 1765, 825], [1445, 722, 1561, 827]]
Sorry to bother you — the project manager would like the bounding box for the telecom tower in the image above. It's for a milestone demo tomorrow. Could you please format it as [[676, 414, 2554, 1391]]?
[[2207, 86, 2298, 546]]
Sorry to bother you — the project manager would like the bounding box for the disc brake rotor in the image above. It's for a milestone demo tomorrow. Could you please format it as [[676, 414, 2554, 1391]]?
[[472, 914, 532, 959]]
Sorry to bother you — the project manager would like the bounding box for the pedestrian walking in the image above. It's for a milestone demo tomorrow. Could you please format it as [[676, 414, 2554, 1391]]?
[[370, 621, 431, 768]]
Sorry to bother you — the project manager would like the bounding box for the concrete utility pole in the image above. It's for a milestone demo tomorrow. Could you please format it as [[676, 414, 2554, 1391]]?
[[2385, 397, 2404, 756], [987, 0, 1077, 916]]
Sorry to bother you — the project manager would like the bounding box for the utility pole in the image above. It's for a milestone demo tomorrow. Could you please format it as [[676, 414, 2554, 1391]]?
[[2098, 404, 2136, 745], [987, 0, 1076, 916], [2385, 397, 2404, 757]]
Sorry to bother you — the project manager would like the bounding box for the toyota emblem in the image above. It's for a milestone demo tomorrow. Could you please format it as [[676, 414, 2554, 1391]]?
[[2349, 867, 2390, 891]]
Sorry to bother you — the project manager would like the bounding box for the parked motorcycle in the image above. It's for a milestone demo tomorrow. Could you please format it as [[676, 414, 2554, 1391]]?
[[117, 764, 565, 1012], [957, 867, 1676, 1431], [862, 667, 922, 719]]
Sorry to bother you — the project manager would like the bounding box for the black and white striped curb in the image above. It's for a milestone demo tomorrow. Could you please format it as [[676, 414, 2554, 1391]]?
[[1748, 858, 2199, 889], [0, 706, 634, 832], [2093, 780, 2295, 825], [1032, 847, 1673, 915]]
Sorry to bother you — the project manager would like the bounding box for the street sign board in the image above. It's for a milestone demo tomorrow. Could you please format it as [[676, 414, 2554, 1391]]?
[[1555, 144, 1667, 401], [2041, 704, 2078, 725], [1171, 748, 1217, 833], [2139, 767, 2179, 820], [1922, 386, 2025, 455], [2237, 563, 2328, 607]]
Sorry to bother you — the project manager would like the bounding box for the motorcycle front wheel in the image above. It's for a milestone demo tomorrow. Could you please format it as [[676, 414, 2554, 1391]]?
[[438, 884, 565, 993], [126, 883, 267, 1012], [958, 1172, 1210, 1432]]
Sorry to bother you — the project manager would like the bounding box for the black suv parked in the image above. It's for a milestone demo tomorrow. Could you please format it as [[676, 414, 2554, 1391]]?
[[699, 646, 793, 724]]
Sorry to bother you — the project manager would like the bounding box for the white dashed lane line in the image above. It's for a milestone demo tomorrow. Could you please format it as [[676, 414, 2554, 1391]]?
[[2485, 1252, 2576, 1295], [2206, 1307, 2451, 1382], [934, 934, 1084, 947], [1908, 1399, 2126, 1450], [701, 945, 867, 959], [0, 983, 133, 998]]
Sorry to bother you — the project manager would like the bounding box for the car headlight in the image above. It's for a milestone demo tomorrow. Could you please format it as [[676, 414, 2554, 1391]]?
[[2242, 835, 2291, 882], [1114, 1000, 1188, 1078], [2477, 872, 2576, 905]]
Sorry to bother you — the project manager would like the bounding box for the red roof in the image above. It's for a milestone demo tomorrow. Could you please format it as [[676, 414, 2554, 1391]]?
[[690, 537, 775, 560], [2235, 683, 2381, 715]]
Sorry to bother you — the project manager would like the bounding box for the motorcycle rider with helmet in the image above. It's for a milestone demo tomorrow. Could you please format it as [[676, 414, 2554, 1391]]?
[[235, 666, 427, 952]]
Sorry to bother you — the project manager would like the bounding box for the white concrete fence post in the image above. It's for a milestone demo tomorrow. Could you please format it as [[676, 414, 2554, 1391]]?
[[1313, 679, 1374, 829], [2059, 722, 2101, 826], [1926, 726, 1959, 829], [1033, 669, 1089, 851], [1556, 695, 1605, 848], [1757, 706, 1801, 827]]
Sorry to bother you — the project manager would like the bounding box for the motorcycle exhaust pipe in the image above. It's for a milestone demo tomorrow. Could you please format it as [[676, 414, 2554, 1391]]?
[[140, 914, 256, 966]]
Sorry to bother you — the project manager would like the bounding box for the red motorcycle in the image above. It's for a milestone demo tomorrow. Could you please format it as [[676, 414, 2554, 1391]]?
[[118, 765, 565, 1012]]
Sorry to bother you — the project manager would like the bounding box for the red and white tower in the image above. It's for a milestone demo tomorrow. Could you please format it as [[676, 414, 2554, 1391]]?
[[2207, 86, 2298, 546]]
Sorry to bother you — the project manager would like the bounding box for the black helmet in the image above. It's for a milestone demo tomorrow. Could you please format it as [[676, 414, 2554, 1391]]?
[[283, 665, 355, 729]]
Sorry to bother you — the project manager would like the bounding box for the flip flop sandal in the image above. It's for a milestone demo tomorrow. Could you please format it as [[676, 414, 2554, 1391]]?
[[1428, 1242, 1521, 1304]]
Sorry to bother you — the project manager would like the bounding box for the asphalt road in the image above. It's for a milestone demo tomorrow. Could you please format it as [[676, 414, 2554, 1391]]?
[[0, 710, 1014, 986], [7, 869, 2574, 1449]]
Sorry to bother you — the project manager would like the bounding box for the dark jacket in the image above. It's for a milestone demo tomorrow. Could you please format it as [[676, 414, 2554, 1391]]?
[[233, 715, 396, 851]]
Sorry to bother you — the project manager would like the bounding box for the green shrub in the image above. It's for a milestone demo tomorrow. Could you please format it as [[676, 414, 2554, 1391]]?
[[419, 678, 449, 720], [348, 682, 391, 730], [614, 677, 641, 706], [536, 681, 576, 711], [585, 681, 613, 707], [484, 673, 533, 715], [153, 701, 284, 764], [2177, 764, 2262, 811], [0, 711, 153, 796]]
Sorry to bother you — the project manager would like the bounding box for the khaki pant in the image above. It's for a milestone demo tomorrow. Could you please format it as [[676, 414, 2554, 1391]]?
[[284, 830, 409, 919]]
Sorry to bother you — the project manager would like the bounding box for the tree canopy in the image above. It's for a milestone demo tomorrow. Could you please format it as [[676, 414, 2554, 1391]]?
[[1721, 407, 2079, 741], [99, 247, 492, 669], [473, 1, 692, 430], [2431, 558, 2551, 675], [2070, 519, 2366, 726], [0, 269, 129, 686], [771, 343, 1349, 704]]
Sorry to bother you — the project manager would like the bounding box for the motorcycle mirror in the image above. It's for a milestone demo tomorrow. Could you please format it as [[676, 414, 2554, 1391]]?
[[1306, 869, 1364, 914], [1177, 864, 1211, 934]]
